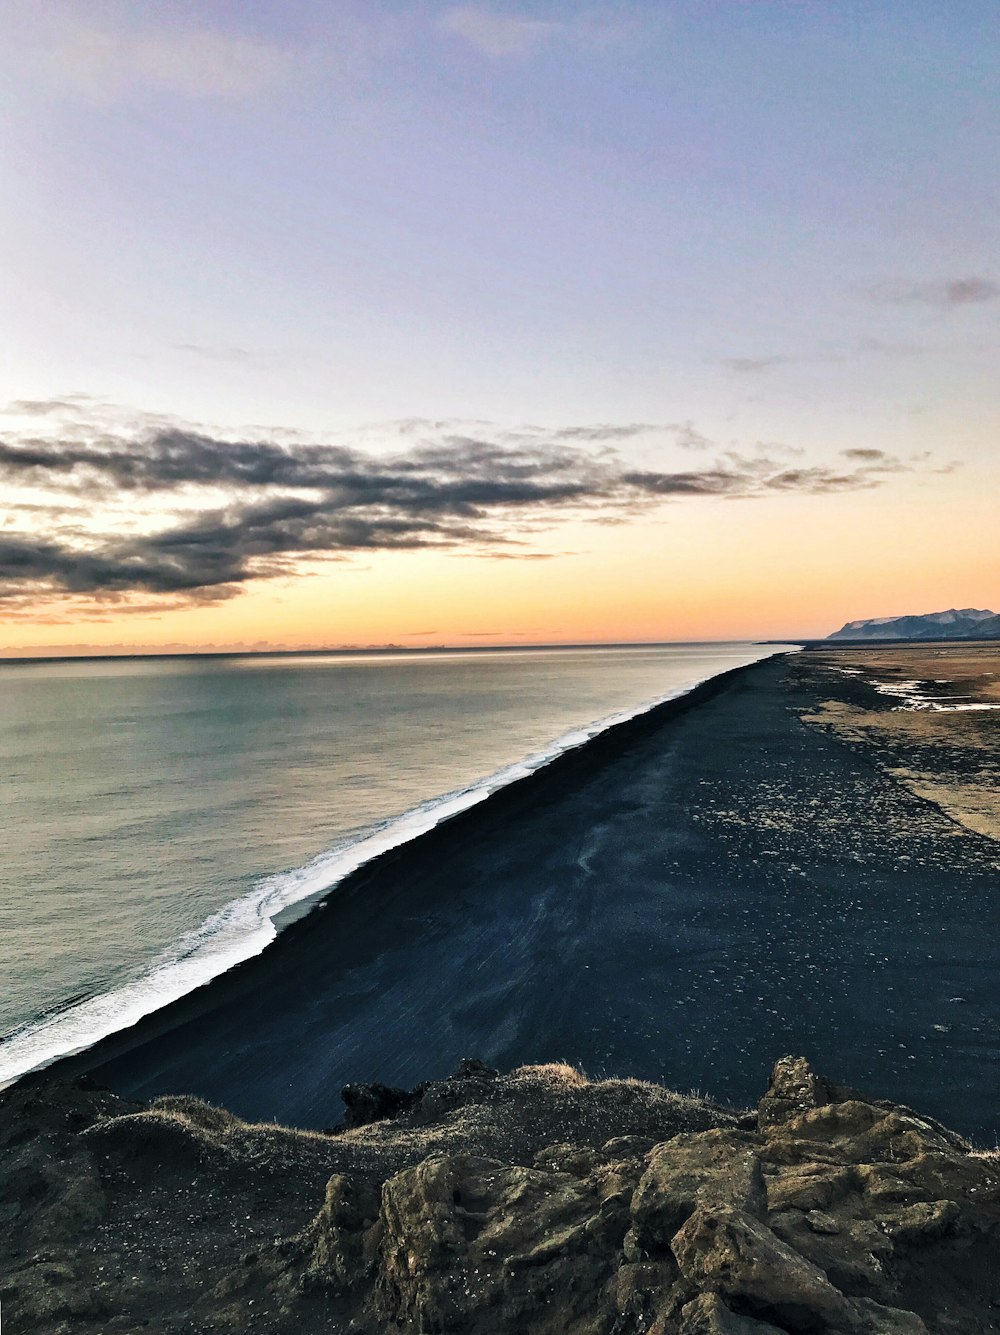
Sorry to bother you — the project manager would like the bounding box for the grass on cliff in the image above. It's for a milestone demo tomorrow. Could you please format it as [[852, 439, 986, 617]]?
[[91, 1063, 741, 1186]]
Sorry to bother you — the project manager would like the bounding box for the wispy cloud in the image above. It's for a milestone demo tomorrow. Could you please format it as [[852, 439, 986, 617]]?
[[41, 19, 293, 102], [669, 422, 713, 451], [7, 393, 99, 417], [438, 6, 563, 56], [546, 423, 658, 442], [842, 447, 891, 462], [868, 276, 1000, 309], [0, 413, 934, 614], [719, 355, 792, 375]]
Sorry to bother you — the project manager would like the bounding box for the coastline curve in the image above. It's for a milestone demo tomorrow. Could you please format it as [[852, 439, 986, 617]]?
[[1, 648, 791, 1090]]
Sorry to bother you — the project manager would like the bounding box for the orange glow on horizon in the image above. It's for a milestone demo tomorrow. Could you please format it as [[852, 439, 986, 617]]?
[[3, 468, 997, 657]]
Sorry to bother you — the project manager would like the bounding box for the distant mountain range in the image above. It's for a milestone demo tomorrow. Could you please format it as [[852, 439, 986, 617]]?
[[827, 608, 1000, 641]]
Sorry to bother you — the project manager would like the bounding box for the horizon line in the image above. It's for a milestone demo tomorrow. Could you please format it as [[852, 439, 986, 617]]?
[[0, 637, 796, 666]]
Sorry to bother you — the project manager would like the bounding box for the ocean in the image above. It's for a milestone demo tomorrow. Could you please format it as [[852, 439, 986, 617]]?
[[0, 641, 781, 1087]]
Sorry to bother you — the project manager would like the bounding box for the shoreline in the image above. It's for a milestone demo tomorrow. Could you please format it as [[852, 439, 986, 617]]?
[[10, 653, 784, 1095], [28, 647, 1000, 1141]]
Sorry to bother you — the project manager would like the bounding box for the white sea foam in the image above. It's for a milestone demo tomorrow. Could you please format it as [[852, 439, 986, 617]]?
[[0, 650, 788, 1087]]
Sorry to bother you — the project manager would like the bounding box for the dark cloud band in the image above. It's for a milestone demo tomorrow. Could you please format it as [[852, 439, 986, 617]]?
[[0, 422, 920, 609]]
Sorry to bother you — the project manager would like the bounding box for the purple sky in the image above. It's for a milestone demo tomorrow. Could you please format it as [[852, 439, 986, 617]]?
[[1, 1, 998, 647]]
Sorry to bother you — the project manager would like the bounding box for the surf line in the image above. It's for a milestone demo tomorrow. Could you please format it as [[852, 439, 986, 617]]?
[[0, 651, 789, 1087]]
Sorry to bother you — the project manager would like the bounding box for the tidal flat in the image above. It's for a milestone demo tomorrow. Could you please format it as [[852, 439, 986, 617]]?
[[801, 643, 1000, 844]]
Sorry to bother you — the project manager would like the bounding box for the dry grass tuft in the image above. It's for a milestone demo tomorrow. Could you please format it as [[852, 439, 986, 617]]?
[[511, 1062, 590, 1088], [150, 1094, 239, 1134]]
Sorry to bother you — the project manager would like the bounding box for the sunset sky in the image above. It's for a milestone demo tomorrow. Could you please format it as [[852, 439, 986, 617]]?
[[2, 0, 998, 654]]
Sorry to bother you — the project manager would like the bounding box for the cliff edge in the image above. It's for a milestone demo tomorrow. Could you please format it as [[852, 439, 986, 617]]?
[[2, 1056, 999, 1333]]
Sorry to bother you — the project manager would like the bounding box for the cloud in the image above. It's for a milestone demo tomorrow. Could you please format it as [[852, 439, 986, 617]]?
[[6, 394, 98, 416], [868, 276, 1000, 309], [0, 418, 931, 612], [842, 448, 886, 462], [669, 422, 713, 451], [546, 423, 658, 442], [42, 20, 293, 102], [763, 468, 870, 493], [720, 356, 791, 374], [439, 6, 563, 56]]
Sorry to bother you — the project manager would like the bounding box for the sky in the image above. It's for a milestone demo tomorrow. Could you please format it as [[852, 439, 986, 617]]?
[[1, 0, 998, 654]]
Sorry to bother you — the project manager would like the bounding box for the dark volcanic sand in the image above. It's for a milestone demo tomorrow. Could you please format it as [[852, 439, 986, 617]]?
[[49, 653, 1000, 1139]]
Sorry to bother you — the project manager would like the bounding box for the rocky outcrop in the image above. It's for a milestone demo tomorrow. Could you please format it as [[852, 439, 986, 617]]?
[[2, 1057, 1000, 1333]]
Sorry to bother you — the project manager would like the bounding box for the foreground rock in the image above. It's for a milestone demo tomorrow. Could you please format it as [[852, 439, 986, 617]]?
[[2, 1057, 999, 1333]]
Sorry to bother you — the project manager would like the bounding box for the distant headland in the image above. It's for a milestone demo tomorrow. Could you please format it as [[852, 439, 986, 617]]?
[[826, 607, 999, 642]]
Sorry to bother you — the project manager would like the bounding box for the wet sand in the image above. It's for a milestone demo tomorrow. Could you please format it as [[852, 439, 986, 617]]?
[[49, 652, 1000, 1140]]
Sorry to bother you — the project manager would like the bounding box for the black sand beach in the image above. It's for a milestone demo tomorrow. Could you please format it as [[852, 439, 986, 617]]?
[[51, 652, 1000, 1140]]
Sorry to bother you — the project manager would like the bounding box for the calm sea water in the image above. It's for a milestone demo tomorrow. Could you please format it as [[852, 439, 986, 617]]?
[[0, 643, 781, 1083]]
